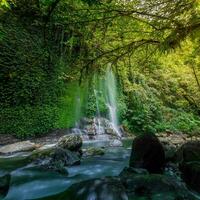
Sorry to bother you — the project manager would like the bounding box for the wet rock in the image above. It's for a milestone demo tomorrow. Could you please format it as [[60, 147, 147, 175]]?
[[106, 127, 116, 136], [129, 134, 165, 173], [57, 134, 82, 151], [65, 177, 128, 200], [175, 141, 200, 193], [30, 147, 81, 175], [95, 134, 110, 140], [180, 161, 200, 193], [29, 146, 56, 161], [120, 167, 149, 176], [164, 144, 177, 162], [0, 141, 37, 155], [110, 139, 123, 147], [84, 147, 105, 156], [34, 175, 197, 200], [37, 177, 128, 200], [120, 172, 196, 200], [0, 174, 10, 198], [0, 141, 37, 154], [176, 141, 200, 163]]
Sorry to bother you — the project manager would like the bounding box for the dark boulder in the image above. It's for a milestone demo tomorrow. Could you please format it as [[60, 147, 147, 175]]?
[[30, 147, 81, 175], [0, 174, 10, 198], [176, 141, 200, 163], [176, 141, 200, 193], [33, 177, 128, 200], [180, 161, 200, 193], [119, 168, 197, 200], [129, 134, 165, 173], [34, 174, 197, 200], [51, 148, 81, 166]]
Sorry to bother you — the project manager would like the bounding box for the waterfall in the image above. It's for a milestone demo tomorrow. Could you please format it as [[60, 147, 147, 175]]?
[[71, 66, 121, 139], [94, 88, 105, 135], [104, 67, 121, 137], [72, 87, 83, 135], [75, 87, 81, 126]]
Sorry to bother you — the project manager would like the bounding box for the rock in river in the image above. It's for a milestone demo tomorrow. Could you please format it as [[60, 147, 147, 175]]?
[[177, 141, 200, 193], [0, 174, 10, 198], [57, 134, 82, 152], [0, 141, 36, 155], [84, 147, 105, 156], [180, 161, 200, 193], [119, 167, 197, 200], [129, 134, 165, 173], [109, 139, 123, 147], [176, 141, 200, 163], [33, 174, 197, 200], [33, 177, 128, 200], [29, 147, 81, 175]]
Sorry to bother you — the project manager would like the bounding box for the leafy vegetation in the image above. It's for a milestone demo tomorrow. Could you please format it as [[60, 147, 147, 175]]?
[[0, 0, 200, 138]]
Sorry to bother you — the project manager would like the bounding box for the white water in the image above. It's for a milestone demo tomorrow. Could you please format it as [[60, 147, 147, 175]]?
[[71, 66, 121, 139], [94, 89, 105, 135], [104, 67, 121, 137]]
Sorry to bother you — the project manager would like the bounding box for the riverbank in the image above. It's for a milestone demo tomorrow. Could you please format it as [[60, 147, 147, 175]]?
[[1, 130, 200, 148], [1, 133, 200, 200]]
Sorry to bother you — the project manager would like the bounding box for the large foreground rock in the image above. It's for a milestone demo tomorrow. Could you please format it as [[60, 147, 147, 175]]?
[[129, 134, 165, 173], [0, 141, 36, 155], [57, 134, 82, 151], [119, 167, 197, 200], [0, 174, 10, 198], [180, 161, 200, 193], [34, 173, 197, 200], [176, 141, 200, 193], [176, 141, 200, 163], [33, 177, 128, 200]]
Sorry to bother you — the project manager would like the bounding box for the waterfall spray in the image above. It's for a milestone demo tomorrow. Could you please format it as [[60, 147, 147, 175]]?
[[104, 66, 121, 137], [94, 88, 104, 135]]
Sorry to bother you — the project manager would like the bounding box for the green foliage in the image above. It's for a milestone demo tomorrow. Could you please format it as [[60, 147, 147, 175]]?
[[85, 90, 107, 117], [123, 85, 162, 134], [155, 109, 200, 135], [0, 0, 200, 138], [0, 105, 58, 138], [56, 82, 88, 128], [0, 9, 63, 137]]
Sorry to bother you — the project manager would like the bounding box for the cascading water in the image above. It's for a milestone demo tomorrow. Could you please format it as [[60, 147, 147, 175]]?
[[71, 66, 121, 140], [104, 67, 121, 137], [72, 87, 83, 136], [94, 88, 105, 135]]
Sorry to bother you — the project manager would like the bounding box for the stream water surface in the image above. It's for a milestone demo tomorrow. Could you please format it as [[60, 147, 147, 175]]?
[[1, 144, 131, 200]]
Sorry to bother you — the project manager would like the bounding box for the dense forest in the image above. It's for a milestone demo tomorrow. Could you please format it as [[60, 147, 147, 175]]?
[[1, 0, 200, 138]]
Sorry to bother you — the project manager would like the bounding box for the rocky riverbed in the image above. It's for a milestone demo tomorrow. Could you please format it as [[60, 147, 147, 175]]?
[[0, 131, 200, 200]]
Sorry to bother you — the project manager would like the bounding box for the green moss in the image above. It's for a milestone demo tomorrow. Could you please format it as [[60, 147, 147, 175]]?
[[0, 105, 58, 138]]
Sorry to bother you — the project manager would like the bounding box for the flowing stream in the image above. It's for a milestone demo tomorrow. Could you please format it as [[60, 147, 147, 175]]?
[[1, 144, 131, 200]]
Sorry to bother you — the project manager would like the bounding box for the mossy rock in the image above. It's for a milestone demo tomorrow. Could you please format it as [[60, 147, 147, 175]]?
[[29, 147, 56, 161], [180, 161, 200, 193], [85, 147, 105, 156], [176, 141, 200, 163], [57, 134, 82, 151]]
